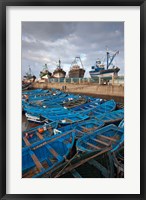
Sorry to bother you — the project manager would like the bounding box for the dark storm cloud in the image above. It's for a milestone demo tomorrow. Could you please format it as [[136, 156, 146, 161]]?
[[22, 22, 124, 78]]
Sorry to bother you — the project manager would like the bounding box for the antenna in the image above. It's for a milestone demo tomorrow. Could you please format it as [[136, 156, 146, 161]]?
[[28, 65, 31, 75], [58, 59, 61, 68]]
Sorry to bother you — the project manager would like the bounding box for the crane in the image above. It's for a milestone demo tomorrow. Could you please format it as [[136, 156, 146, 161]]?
[[106, 50, 119, 69], [73, 56, 84, 69]]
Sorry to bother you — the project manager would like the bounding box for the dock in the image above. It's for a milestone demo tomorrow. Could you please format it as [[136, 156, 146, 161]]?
[[31, 80, 124, 103]]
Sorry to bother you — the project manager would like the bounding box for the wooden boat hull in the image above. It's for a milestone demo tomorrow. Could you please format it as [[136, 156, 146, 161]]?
[[22, 130, 75, 178], [76, 124, 124, 153], [94, 99, 116, 113], [118, 119, 124, 128], [112, 145, 124, 177], [93, 109, 124, 125], [62, 97, 87, 109], [71, 98, 102, 111], [69, 68, 85, 78], [53, 71, 66, 78], [79, 99, 116, 116], [22, 122, 58, 148], [58, 118, 105, 138]]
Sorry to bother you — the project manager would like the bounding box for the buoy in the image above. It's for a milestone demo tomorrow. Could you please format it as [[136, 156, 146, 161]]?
[[38, 128, 44, 134]]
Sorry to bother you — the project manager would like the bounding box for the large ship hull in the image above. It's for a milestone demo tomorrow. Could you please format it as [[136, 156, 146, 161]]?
[[89, 68, 120, 79], [52, 59, 66, 78], [40, 72, 52, 79], [69, 68, 85, 78], [53, 72, 66, 78], [22, 77, 36, 84], [41, 74, 52, 79]]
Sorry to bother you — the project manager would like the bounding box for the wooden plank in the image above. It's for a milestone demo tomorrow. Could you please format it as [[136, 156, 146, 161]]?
[[92, 138, 110, 147], [107, 152, 114, 178], [32, 130, 73, 150], [48, 148, 59, 158], [71, 169, 82, 178], [23, 137, 31, 146], [45, 144, 60, 159], [47, 126, 53, 133], [54, 147, 112, 178], [64, 118, 73, 123], [112, 153, 124, 173], [98, 135, 117, 142], [80, 125, 95, 130], [36, 132, 44, 140], [88, 159, 109, 177], [23, 167, 38, 178], [86, 142, 101, 150], [30, 153, 44, 172], [48, 130, 73, 143]]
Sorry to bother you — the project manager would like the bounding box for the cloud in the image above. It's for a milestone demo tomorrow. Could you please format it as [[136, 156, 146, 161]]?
[[22, 22, 124, 78]]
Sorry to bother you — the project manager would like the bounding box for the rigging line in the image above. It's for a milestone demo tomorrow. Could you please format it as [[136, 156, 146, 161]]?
[[54, 152, 79, 178]]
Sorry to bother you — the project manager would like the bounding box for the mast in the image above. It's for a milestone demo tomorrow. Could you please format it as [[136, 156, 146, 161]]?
[[106, 51, 110, 69], [58, 59, 61, 68], [106, 50, 119, 69], [44, 63, 48, 70], [29, 66, 31, 75]]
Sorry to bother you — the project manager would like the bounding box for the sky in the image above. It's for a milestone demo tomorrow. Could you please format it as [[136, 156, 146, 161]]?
[[22, 22, 124, 78]]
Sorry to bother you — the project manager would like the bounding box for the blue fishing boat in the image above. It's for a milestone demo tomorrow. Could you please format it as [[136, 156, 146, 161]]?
[[24, 107, 69, 124], [58, 118, 104, 138], [80, 99, 116, 115], [76, 124, 124, 153], [94, 99, 116, 113], [24, 105, 69, 115], [22, 90, 51, 102], [25, 91, 66, 102], [93, 109, 124, 124], [112, 119, 124, 152], [43, 112, 89, 125], [22, 122, 58, 148], [112, 145, 124, 177], [25, 94, 54, 102], [27, 94, 66, 108], [22, 130, 75, 178], [118, 119, 124, 128], [75, 119, 105, 137], [71, 98, 103, 112], [62, 96, 87, 109], [24, 106, 71, 123], [22, 89, 48, 96], [38, 102, 62, 109], [27, 101, 62, 109], [30, 95, 67, 104]]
